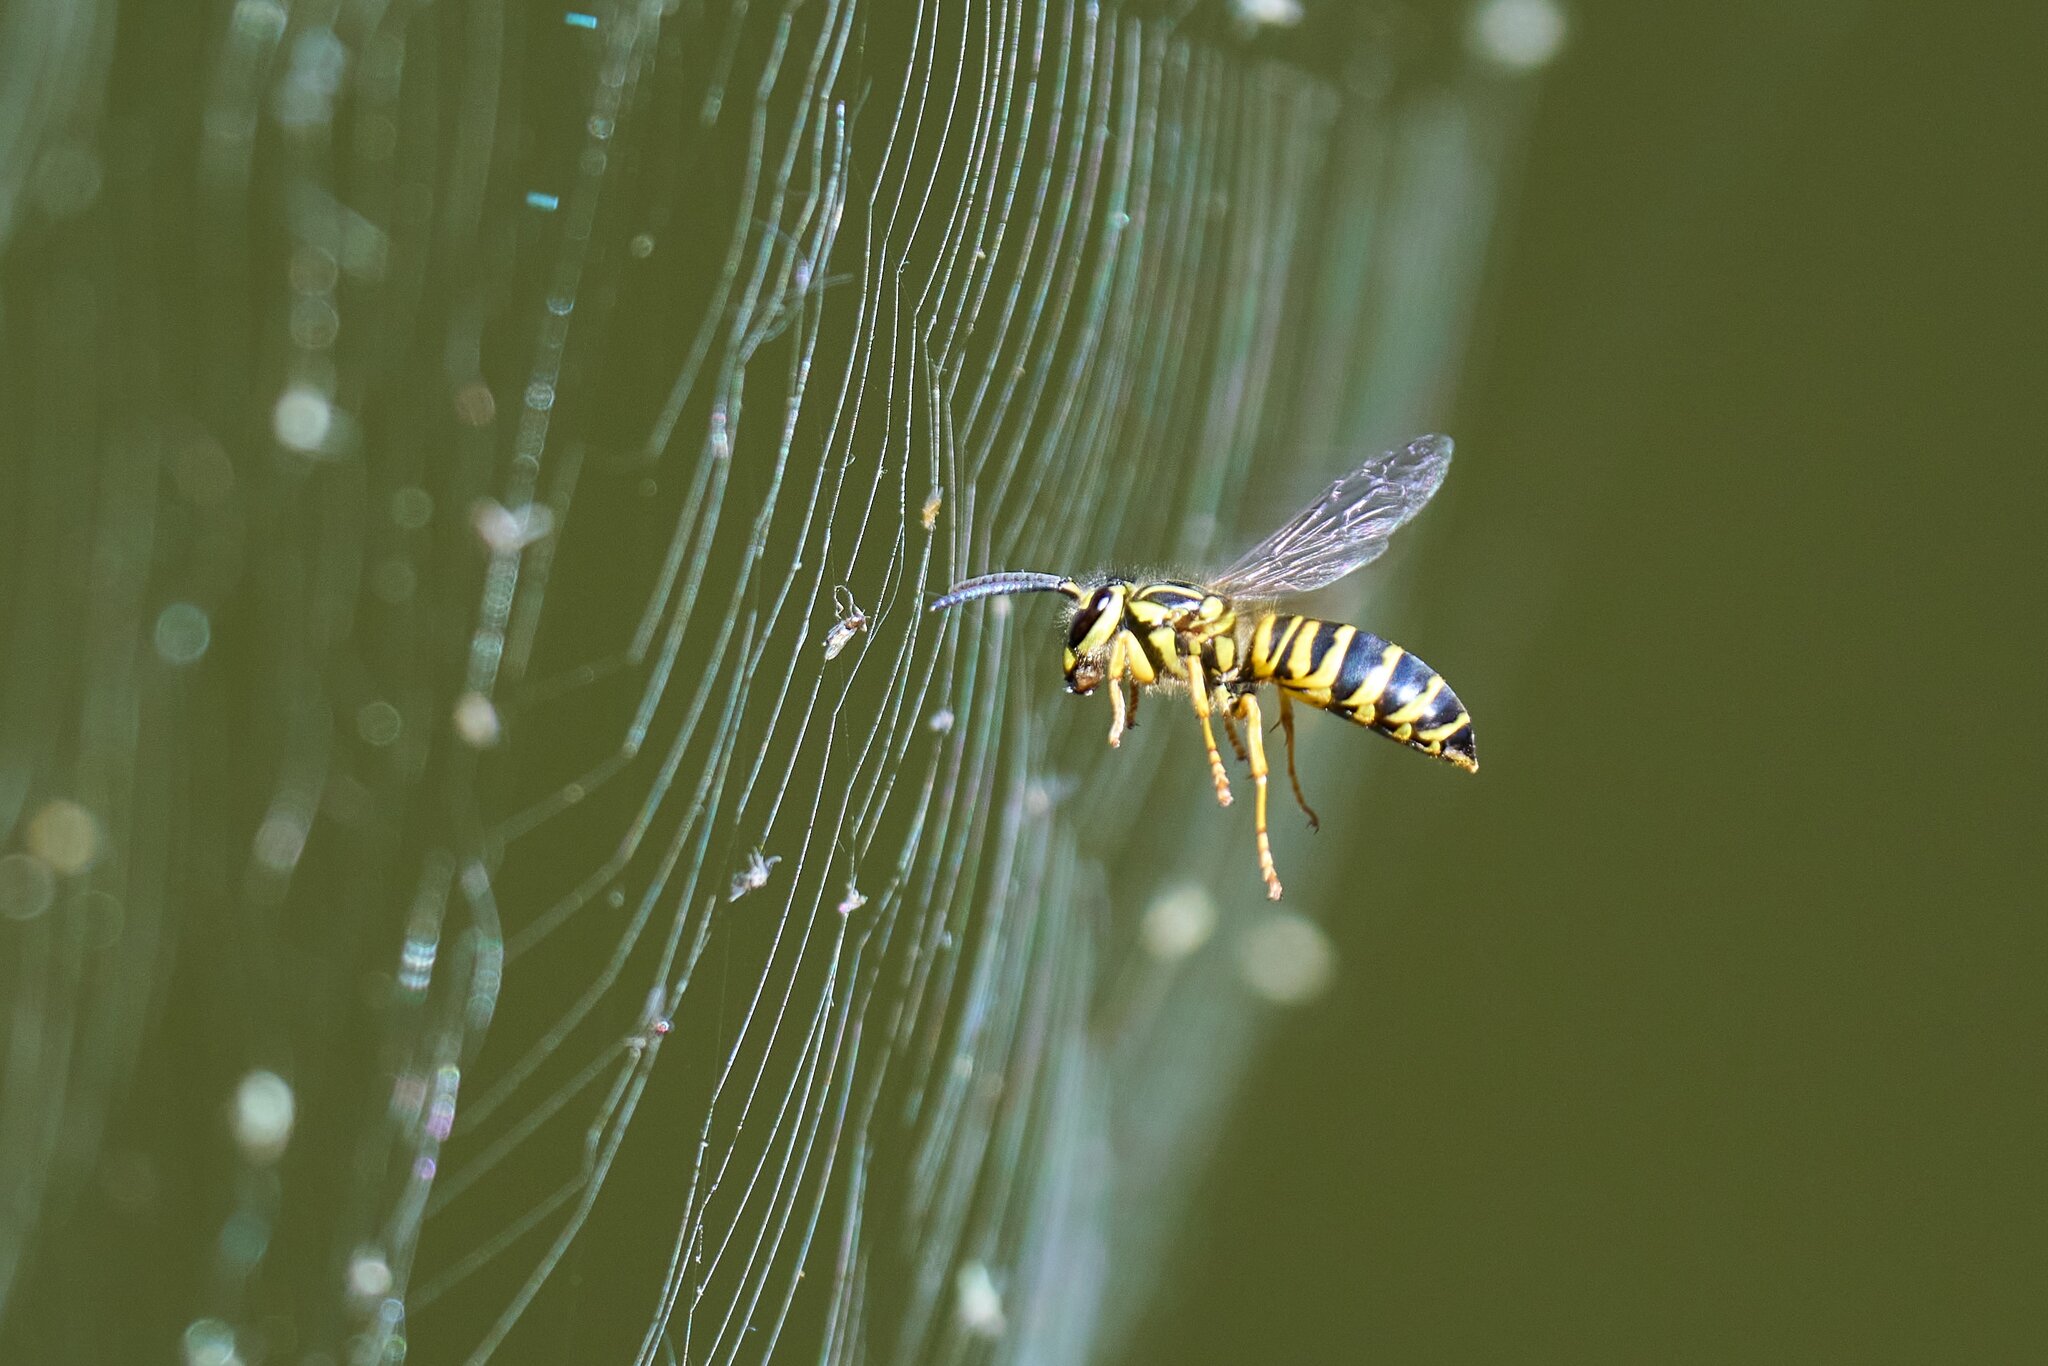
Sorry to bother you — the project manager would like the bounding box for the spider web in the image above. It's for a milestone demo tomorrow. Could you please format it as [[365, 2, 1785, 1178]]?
[[0, 1, 1549, 1362]]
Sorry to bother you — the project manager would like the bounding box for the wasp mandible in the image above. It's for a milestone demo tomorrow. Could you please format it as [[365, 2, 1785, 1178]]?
[[931, 434, 1475, 900]]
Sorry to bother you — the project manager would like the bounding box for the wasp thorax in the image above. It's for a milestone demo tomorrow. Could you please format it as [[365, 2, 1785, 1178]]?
[[1061, 583, 1125, 694]]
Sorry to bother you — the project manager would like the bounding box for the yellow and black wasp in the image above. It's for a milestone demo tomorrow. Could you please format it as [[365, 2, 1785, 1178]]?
[[932, 434, 1475, 900]]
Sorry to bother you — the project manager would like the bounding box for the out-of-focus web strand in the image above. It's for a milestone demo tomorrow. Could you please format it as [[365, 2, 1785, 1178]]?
[[696, 0, 1007, 1343], [455, 566, 761, 1136], [1036, 19, 1147, 572], [495, 7, 850, 1013], [451, 618, 754, 1342], [939, 0, 1040, 438], [365, 7, 661, 1341], [676, 0, 926, 1290], [908, 1, 1081, 917], [886, 614, 1013, 1083], [628, 0, 938, 1349], [727, 101, 856, 828], [423, 607, 759, 1305], [974, 0, 1093, 531], [958, 0, 1069, 492], [0, 0, 1509, 1352], [397, 2, 1351, 1363], [752, 909, 877, 1363]]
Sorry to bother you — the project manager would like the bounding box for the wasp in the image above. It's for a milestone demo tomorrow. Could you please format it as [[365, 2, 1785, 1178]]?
[[932, 434, 1475, 900]]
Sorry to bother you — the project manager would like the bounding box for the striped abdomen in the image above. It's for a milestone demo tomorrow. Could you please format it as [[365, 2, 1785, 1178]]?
[[1246, 614, 1477, 772]]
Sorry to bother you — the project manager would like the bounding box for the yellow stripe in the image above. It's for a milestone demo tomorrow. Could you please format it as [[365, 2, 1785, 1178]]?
[[1124, 631, 1157, 683], [1418, 711, 1471, 743], [1145, 625, 1180, 678], [1251, 615, 1280, 673], [1128, 599, 1171, 627], [1345, 645, 1404, 713], [1384, 674, 1445, 726], [1286, 620, 1320, 681], [1301, 624, 1354, 690]]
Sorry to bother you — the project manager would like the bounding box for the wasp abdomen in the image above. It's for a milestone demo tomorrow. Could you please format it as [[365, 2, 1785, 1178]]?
[[1248, 614, 1476, 772]]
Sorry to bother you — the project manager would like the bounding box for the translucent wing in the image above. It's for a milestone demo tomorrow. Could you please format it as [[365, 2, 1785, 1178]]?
[[1210, 434, 1454, 598]]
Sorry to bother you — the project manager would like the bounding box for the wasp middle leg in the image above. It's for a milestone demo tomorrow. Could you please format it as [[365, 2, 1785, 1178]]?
[[1185, 653, 1234, 807], [1231, 690, 1283, 899]]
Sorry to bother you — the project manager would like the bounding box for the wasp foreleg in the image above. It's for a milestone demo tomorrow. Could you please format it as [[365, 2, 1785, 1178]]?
[[1185, 653, 1234, 807], [1105, 634, 1129, 747], [1219, 703, 1250, 765], [1276, 692, 1320, 832], [1232, 691, 1283, 899]]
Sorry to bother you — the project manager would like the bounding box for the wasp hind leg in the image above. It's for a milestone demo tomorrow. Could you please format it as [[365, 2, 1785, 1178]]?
[[1185, 654, 1234, 808], [1277, 692, 1320, 832], [1231, 691, 1283, 899]]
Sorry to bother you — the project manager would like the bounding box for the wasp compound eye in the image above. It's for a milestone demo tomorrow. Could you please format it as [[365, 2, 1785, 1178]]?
[[1067, 592, 1110, 648]]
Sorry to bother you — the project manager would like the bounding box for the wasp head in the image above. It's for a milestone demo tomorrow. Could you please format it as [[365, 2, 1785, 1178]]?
[[1061, 582, 1127, 694]]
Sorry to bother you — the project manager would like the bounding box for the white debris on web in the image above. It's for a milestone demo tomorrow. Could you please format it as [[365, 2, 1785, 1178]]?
[[821, 584, 867, 660], [728, 848, 781, 902], [0, 0, 1536, 1359], [625, 987, 673, 1057]]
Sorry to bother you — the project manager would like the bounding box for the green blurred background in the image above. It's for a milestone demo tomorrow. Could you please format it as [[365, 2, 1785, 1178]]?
[[1145, 4, 2042, 1361]]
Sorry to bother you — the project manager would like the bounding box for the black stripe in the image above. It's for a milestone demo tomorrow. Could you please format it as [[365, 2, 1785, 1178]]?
[[1307, 621, 1342, 676], [1376, 649, 1435, 718], [1136, 630, 1173, 679], [1416, 674, 1466, 730], [1334, 631, 1383, 702], [1267, 616, 1306, 670], [1141, 585, 1203, 611], [1442, 722, 1478, 768], [1067, 602, 1102, 648]]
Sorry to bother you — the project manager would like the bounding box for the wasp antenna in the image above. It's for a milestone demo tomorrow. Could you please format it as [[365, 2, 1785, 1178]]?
[[929, 571, 1081, 611]]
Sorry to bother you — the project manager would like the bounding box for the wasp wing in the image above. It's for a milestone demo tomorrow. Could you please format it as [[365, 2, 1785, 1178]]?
[[1210, 434, 1454, 598]]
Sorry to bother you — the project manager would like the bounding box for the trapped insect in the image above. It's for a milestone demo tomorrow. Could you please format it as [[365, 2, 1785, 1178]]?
[[822, 585, 867, 660], [729, 848, 781, 901], [931, 434, 1475, 900]]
